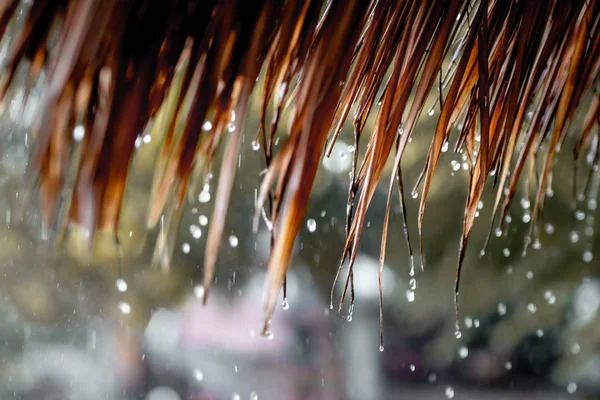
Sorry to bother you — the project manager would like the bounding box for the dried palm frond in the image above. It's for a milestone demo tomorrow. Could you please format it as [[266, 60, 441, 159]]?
[[1, 0, 599, 348]]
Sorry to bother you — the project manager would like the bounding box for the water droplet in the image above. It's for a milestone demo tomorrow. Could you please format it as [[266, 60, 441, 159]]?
[[522, 213, 531, 223], [428, 373, 437, 383], [229, 235, 239, 248], [533, 239, 542, 250], [118, 302, 131, 315], [193, 368, 204, 381], [190, 224, 202, 239], [410, 364, 416, 371], [199, 215, 208, 226], [227, 122, 235, 132], [265, 331, 274, 340], [379, 345, 385, 352], [588, 199, 597, 210], [583, 250, 593, 263], [282, 298, 289, 310], [409, 278, 417, 290], [575, 210, 585, 220], [503, 248, 511, 257], [571, 343, 581, 354], [182, 242, 191, 254], [232, 394, 241, 400], [194, 285, 205, 299], [536, 329, 544, 337], [473, 319, 480, 328], [202, 121, 212, 131], [445, 385, 455, 399], [464, 317, 473, 328], [73, 125, 85, 141], [498, 302, 507, 316], [505, 361, 512, 370], [347, 145, 356, 153], [307, 218, 317, 232], [451, 160, 460, 171], [520, 198, 531, 209], [428, 108, 435, 116], [411, 191, 418, 199], [116, 279, 128, 292], [442, 141, 449, 152], [454, 330, 462, 339], [339, 152, 347, 160], [567, 382, 577, 394], [494, 227, 502, 237], [570, 231, 579, 243], [199, 191, 211, 203], [526, 271, 534, 280], [527, 303, 537, 313], [143, 134, 151, 144], [250, 391, 259, 400], [406, 290, 415, 302], [251, 140, 260, 151], [545, 223, 555, 234], [458, 346, 468, 359]]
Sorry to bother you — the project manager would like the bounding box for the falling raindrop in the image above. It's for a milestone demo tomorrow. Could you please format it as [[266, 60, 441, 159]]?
[[229, 235, 239, 248], [199, 190, 211, 203], [526, 271, 534, 280], [445, 386, 455, 399], [498, 302, 507, 316], [193, 369, 204, 382], [536, 329, 544, 337], [464, 317, 473, 328], [182, 243, 191, 254], [570, 231, 580, 243], [118, 302, 131, 315], [409, 278, 417, 290], [307, 219, 317, 232], [194, 285, 205, 299], [73, 125, 85, 141], [190, 225, 202, 239], [406, 290, 415, 302]]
